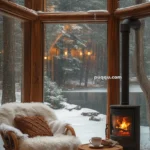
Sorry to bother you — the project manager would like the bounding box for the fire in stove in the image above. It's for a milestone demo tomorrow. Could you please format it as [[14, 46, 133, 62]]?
[[112, 116, 132, 136]]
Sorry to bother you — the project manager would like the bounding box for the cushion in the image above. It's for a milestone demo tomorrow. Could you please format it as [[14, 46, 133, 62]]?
[[14, 116, 53, 137]]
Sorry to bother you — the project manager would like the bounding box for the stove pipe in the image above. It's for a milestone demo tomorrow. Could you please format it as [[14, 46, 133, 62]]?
[[121, 19, 141, 105]]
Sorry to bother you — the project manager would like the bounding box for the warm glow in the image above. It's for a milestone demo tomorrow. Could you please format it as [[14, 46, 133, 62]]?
[[80, 52, 83, 56], [116, 118, 131, 131], [87, 52, 91, 56], [44, 56, 47, 60], [112, 116, 131, 136], [64, 51, 68, 56], [48, 56, 51, 60]]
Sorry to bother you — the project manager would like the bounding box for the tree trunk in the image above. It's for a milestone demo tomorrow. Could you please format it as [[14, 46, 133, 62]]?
[[134, 0, 150, 125], [2, 15, 16, 104]]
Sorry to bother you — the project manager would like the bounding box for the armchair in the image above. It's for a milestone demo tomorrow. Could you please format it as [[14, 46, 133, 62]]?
[[0, 102, 81, 150]]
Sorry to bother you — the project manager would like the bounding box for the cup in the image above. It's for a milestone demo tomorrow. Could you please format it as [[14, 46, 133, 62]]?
[[89, 137, 102, 146]]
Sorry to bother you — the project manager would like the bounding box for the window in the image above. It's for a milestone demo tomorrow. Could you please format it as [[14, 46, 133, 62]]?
[[0, 15, 24, 105], [120, 17, 150, 150], [46, 0, 107, 12], [44, 23, 107, 143], [119, 0, 148, 8], [13, 0, 25, 6]]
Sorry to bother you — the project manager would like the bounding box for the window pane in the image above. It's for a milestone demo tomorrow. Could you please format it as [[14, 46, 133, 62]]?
[[120, 17, 150, 150], [13, 0, 25, 6], [120, 0, 148, 8], [0, 15, 24, 105], [44, 23, 107, 143], [46, 0, 107, 12]]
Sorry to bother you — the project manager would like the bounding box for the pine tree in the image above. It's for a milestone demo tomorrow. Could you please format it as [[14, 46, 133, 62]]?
[[44, 76, 67, 109]]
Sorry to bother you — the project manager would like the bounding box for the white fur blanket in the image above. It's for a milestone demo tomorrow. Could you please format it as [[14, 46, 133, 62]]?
[[0, 102, 81, 150], [0, 102, 57, 126], [0, 123, 28, 139], [19, 135, 81, 150], [0, 123, 81, 150], [48, 120, 69, 135]]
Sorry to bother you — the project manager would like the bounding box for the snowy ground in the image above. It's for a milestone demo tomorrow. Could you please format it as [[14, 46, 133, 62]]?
[[54, 105, 106, 143]]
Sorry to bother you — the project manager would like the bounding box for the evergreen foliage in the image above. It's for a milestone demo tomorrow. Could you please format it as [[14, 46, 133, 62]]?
[[46, 0, 106, 12], [44, 76, 67, 109]]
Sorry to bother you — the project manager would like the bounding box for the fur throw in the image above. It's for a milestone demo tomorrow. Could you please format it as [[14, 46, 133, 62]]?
[[19, 135, 81, 150], [0, 102, 57, 126], [0, 123, 28, 139], [0, 102, 81, 150], [48, 120, 69, 135]]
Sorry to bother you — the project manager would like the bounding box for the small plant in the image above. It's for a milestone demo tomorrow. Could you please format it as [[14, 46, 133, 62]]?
[[44, 75, 67, 109]]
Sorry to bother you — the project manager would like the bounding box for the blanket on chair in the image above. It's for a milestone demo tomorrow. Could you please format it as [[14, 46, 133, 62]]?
[[0, 102, 81, 150]]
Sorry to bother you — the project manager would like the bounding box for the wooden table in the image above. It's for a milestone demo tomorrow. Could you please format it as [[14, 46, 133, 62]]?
[[78, 144, 123, 150]]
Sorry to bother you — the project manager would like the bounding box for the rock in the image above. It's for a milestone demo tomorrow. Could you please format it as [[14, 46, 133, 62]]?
[[81, 112, 99, 116], [89, 116, 101, 121]]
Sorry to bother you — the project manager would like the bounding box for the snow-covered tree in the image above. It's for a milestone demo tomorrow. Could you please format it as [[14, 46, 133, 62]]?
[[44, 75, 67, 109]]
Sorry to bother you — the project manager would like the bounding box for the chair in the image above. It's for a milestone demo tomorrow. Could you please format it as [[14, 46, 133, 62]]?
[[0, 102, 81, 150]]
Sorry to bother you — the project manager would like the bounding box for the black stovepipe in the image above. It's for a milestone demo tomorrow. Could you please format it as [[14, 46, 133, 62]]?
[[121, 19, 141, 105]]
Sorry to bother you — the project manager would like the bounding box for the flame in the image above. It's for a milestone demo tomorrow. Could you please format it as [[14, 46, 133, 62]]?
[[113, 116, 131, 136], [116, 118, 131, 131]]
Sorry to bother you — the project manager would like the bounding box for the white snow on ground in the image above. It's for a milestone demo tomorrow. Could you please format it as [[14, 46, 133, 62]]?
[[62, 102, 79, 110], [54, 108, 106, 143], [140, 126, 150, 150]]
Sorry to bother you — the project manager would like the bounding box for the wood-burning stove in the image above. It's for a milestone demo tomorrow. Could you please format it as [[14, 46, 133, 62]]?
[[110, 105, 140, 150], [109, 19, 141, 150]]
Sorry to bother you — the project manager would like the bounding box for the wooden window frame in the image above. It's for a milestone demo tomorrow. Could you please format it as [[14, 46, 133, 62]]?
[[0, 0, 37, 20], [115, 2, 150, 19]]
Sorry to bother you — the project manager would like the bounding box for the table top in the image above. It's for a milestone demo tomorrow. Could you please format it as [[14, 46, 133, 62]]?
[[78, 144, 123, 150]]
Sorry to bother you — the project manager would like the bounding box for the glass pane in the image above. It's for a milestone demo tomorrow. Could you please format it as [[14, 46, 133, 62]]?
[[13, 0, 25, 6], [46, 0, 107, 12], [44, 23, 107, 143], [0, 14, 24, 105], [120, 0, 148, 8], [120, 17, 150, 150]]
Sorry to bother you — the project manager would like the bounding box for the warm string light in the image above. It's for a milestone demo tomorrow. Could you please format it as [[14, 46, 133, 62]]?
[[87, 51, 91, 56], [64, 51, 68, 56], [80, 52, 83, 56], [44, 56, 47, 60]]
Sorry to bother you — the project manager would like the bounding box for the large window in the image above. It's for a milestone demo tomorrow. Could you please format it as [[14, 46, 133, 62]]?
[[13, 0, 25, 6], [119, 0, 148, 8], [120, 17, 150, 150], [0, 15, 24, 105], [44, 23, 107, 143], [46, 0, 107, 12]]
